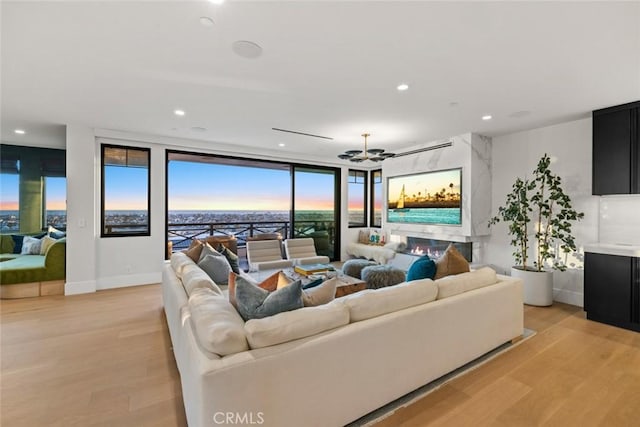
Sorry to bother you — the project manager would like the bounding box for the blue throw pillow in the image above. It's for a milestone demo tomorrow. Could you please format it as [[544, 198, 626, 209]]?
[[48, 226, 66, 239], [406, 255, 437, 281], [11, 235, 25, 254], [235, 278, 303, 321]]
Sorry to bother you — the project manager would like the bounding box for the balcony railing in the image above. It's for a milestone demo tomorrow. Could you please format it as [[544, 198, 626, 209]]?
[[167, 220, 335, 253]]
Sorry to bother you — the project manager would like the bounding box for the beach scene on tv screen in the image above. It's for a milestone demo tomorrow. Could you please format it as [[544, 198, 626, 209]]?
[[387, 168, 462, 225]]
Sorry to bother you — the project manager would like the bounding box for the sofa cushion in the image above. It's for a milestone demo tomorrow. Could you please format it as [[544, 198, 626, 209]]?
[[181, 263, 223, 297], [357, 229, 370, 244], [21, 236, 42, 255], [462, 267, 498, 292], [198, 253, 232, 285], [188, 288, 249, 356], [244, 299, 349, 349], [235, 278, 303, 321], [170, 251, 195, 279], [406, 255, 437, 281], [217, 243, 241, 274], [435, 268, 499, 300], [344, 278, 438, 322], [434, 244, 470, 279], [40, 236, 58, 255], [435, 274, 465, 299], [10, 235, 23, 254], [302, 277, 337, 307]]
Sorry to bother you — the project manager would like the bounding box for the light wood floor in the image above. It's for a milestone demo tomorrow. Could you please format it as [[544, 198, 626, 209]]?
[[1, 285, 639, 427]]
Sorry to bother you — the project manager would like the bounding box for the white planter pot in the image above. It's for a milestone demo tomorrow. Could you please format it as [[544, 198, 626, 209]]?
[[511, 267, 553, 307]]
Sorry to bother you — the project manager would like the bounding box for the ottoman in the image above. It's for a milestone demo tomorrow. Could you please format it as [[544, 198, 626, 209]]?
[[342, 259, 378, 279], [361, 264, 406, 289]]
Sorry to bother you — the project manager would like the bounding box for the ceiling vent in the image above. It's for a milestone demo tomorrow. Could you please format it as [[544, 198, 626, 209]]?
[[394, 141, 453, 158], [271, 128, 333, 140]]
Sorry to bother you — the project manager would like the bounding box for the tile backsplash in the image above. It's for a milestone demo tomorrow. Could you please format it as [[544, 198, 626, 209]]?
[[599, 196, 640, 245]]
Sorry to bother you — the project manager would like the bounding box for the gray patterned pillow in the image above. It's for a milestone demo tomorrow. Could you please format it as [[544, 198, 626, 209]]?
[[235, 279, 303, 321]]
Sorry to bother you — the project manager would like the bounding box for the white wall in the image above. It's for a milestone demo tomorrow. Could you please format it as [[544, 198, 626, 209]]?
[[599, 196, 640, 245], [64, 128, 355, 293], [482, 117, 600, 306]]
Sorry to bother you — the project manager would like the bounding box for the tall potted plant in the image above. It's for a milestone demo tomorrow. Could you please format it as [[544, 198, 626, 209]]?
[[489, 154, 584, 306]]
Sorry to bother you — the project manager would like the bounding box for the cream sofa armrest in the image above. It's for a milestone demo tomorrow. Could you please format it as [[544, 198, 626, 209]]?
[[250, 259, 294, 272]]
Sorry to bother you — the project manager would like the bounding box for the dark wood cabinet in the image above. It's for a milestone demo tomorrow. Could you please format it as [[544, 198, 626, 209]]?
[[592, 101, 640, 195], [584, 252, 640, 332]]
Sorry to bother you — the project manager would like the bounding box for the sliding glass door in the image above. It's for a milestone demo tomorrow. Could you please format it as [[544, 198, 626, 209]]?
[[292, 166, 340, 261]]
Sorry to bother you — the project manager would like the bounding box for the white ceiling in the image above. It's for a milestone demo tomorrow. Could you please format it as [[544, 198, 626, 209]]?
[[2, 1, 639, 162]]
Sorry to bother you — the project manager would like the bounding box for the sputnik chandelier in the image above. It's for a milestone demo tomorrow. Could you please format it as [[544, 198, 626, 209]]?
[[337, 133, 396, 162]]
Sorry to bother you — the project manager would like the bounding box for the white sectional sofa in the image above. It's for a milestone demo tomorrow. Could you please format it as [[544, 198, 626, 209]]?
[[162, 253, 523, 427]]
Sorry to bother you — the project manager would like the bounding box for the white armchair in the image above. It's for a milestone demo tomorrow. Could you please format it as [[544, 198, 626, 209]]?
[[283, 238, 330, 265], [246, 239, 294, 272]]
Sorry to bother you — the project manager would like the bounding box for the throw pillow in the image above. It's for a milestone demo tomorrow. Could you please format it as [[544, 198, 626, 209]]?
[[217, 243, 240, 274], [434, 244, 470, 280], [11, 235, 25, 254], [47, 225, 66, 239], [184, 239, 204, 262], [235, 278, 303, 321], [198, 254, 233, 285], [302, 277, 337, 307], [21, 236, 42, 255], [198, 242, 222, 262], [406, 255, 437, 281], [228, 271, 285, 308], [40, 236, 58, 255], [357, 229, 370, 244]]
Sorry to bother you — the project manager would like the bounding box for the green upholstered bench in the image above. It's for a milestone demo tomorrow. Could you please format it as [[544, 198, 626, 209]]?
[[0, 235, 66, 298]]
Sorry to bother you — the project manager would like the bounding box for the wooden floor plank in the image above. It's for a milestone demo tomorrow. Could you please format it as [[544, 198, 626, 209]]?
[[2, 286, 640, 426]]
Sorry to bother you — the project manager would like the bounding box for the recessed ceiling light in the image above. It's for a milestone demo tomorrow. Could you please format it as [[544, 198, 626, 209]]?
[[174, 109, 185, 116], [14, 129, 25, 134], [397, 83, 409, 91], [232, 40, 263, 59], [482, 115, 492, 121], [199, 17, 214, 27], [208, 0, 225, 4], [278, 143, 285, 147]]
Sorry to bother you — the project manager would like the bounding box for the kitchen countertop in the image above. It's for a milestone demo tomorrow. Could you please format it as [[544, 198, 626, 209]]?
[[584, 243, 640, 257]]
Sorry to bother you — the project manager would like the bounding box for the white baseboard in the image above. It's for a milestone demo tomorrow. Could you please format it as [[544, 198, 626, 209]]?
[[65, 280, 97, 295], [96, 272, 162, 290], [553, 288, 583, 308]]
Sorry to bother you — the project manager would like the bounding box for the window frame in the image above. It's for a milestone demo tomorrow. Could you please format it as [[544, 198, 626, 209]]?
[[370, 169, 382, 228], [101, 144, 151, 238], [347, 169, 368, 228]]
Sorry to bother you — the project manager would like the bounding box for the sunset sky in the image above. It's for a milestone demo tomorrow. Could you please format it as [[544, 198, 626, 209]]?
[[166, 161, 335, 212], [0, 174, 66, 210]]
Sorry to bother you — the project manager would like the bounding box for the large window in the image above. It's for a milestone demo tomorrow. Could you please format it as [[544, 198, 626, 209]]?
[[348, 170, 367, 227], [45, 177, 66, 229], [370, 169, 382, 227], [101, 145, 150, 237], [0, 173, 19, 232], [166, 151, 340, 262]]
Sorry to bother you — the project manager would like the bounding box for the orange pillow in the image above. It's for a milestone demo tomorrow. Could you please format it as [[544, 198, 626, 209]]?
[[184, 239, 204, 262], [228, 271, 286, 308], [434, 244, 470, 280]]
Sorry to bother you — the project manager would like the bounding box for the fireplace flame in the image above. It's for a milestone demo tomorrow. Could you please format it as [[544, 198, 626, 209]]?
[[411, 246, 424, 255]]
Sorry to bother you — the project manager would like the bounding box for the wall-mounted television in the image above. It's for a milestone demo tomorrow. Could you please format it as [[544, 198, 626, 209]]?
[[387, 168, 462, 225]]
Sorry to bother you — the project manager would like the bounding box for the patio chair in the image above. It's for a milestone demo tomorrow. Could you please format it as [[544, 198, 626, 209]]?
[[283, 237, 330, 265], [246, 239, 293, 272]]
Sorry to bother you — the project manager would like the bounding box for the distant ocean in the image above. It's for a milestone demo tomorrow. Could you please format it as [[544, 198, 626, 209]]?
[[387, 208, 461, 225]]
